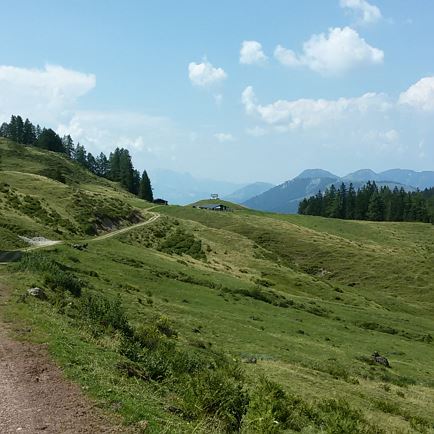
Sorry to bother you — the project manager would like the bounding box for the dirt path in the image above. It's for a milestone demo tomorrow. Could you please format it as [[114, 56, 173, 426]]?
[[0, 284, 128, 433], [87, 212, 159, 243], [0, 212, 160, 262], [0, 212, 161, 430]]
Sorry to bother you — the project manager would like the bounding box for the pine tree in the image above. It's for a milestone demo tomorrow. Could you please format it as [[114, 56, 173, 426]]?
[[347, 183, 356, 219], [367, 192, 385, 221], [139, 170, 153, 201], [74, 143, 88, 166], [0, 122, 8, 137], [108, 148, 121, 181], [62, 135, 75, 158], [15, 116, 24, 143], [23, 119, 36, 145], [35, 128, 65, 152], [87, 153, 97, 173], [118, 149, 134, 192], [95, 152, 109, 177]]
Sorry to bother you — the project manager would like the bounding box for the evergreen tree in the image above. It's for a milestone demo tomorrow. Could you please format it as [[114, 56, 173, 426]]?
[[86, 152, 97, 173], [108, 148, 121, 181], [8, 115, 18, 142], [118, 149, 134, 192], [347, 183, 356, 219], [139, 170, 153, 201], [367, 192, 385, 221], [0, 122, 9, 138], [298, 181, 432, 224], [95, 152, 109, 177], [35, 128, 65, 152], [74, 143, 87, 167], [23, 118, 36, 145], [62, 135, 75, 158]]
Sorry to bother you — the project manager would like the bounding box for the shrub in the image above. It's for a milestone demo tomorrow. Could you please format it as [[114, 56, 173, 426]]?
[[242, 377, 315, 433], [179, 365, 248, 432], [18, 252, 60, 274], [158, 228, 206, 260], [318, 400, 375, 434], [156, 316, 178, 338], [44, 270, 83, 297], [79, 293, 131, 335]]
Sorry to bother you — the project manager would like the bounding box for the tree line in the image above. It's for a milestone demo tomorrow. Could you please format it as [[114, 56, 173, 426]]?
[[0, 115, 153, 201], [298, 181, 433, 223]]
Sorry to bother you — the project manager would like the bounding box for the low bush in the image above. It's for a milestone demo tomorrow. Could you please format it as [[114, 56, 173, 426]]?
[[243, 376, 315, 433], [79, 292, 131, 335], [19, 252, 83, 297], [44, 270, 83, 297], [159, 228, 206, 260], [179, 364, 248, 432], [242, 377, 383, 433]]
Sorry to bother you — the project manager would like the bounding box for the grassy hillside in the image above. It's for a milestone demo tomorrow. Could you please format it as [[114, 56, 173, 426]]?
[[0, 139, 153, 248], [1, 146, 434, 432]]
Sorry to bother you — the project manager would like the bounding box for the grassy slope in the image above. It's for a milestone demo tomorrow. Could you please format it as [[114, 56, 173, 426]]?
[[1, 144, 434, 432], [0, 139, 153, 248]]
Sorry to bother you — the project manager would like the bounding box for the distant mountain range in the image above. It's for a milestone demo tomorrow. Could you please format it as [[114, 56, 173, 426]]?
[[243, 169, 434, 214], [150, 169, 245, 205], [223, 182, 275, 204], [150, 168, 434, 209]]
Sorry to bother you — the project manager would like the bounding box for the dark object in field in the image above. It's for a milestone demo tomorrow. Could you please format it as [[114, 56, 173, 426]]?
[[153, 198, 168, 205], [71, 243, 88, 250], [242, 357, 257, 364], [196, 203, 229, 211], [0, 251, 23, 262], [372, 351, 390, 368]]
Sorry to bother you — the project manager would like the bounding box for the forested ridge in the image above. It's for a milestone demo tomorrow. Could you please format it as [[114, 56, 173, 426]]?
[[298, 181, 434, 223], [0, 115, 153, 202]]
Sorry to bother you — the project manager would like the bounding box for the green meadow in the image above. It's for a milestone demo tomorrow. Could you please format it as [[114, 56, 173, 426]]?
[[1, 139, 434, 433]]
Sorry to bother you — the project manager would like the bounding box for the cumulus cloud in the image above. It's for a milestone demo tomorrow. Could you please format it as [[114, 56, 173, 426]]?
[[274, 27, 384, 75], [240, 40, 267, 65], [188, 60, 227, 86], [57, 110, 173, 154], [0, 64, 95, 124], [214, 132, 235, 142], [340, 0, 382, 24], [398, 76, 434, 111], [273, 45, 301, 67], [242, 85, 390, 128]]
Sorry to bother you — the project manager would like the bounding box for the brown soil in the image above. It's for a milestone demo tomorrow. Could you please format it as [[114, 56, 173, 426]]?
[[0, 284, 129, 433]]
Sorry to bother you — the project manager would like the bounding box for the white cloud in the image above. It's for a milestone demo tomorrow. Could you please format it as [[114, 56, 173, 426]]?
[[188, 60, 227, 86], [398, 77, 434, 111], [274, 45, 301, 67], [0, 64, 95, 124], [242, 85, 390, 128], [274, 27, 383, 75], [214, 132, 235, 142], [240, 40, 267, 65], [57, 110, 173, 154], [340, 0, 382, 24]]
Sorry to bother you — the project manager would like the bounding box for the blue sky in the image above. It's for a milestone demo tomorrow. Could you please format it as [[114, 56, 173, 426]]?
[[1, 0, 433, 183]]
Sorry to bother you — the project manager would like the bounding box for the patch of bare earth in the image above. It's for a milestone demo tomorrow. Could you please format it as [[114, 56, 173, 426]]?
[[0, 284, 129, 433]]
